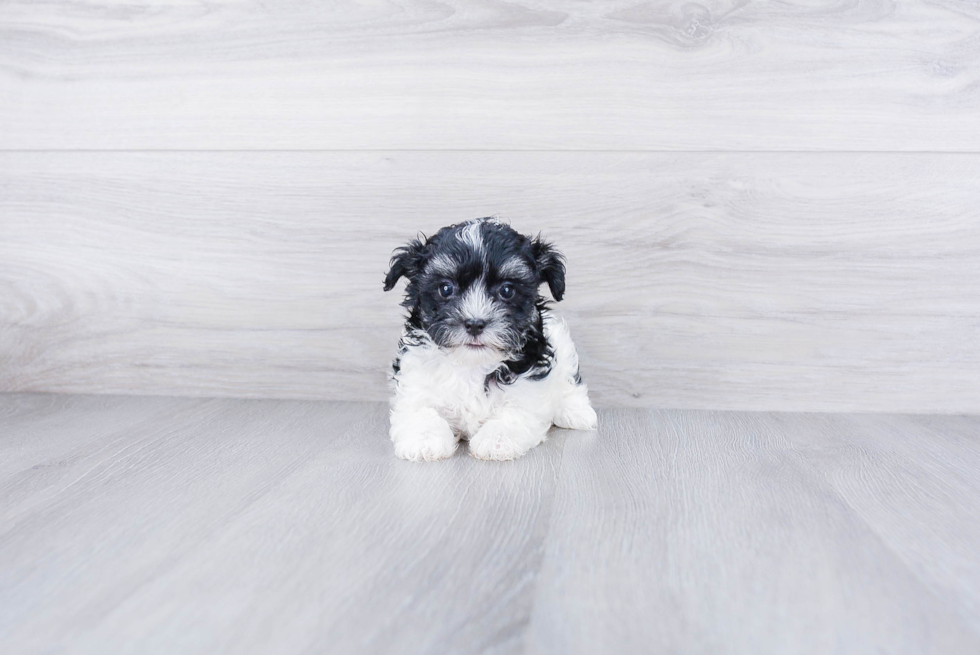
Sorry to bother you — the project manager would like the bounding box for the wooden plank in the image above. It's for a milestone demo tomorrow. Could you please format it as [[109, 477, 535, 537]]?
[[1, 151, 978, 412], [0, 396, 370, 651], [0, 394, 208, 520], [1, 1, 979, 150], [0, 395, 563, 654], [0, 394, 205, 470], [779, 413, 980, 635], [525, 409, 980, 654]]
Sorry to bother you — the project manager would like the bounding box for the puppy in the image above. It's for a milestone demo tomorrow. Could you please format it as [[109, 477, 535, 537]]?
[[383, 217, 597, 462]]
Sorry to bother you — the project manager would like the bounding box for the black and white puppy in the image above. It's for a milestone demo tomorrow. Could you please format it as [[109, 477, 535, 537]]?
[[383, 217, 597, 462]]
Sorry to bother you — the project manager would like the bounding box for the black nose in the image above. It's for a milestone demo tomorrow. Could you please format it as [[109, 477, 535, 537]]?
[[464, 319, 486, 336]]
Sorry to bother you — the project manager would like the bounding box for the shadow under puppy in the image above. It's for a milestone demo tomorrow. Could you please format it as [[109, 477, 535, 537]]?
[[383, 217, 597, 462]]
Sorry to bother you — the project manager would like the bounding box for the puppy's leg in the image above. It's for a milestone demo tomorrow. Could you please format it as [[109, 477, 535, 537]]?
[[469, 408, 550, 461], [544, 316, 597, 431], [554, 382, 598, 431], [390, 406, 458, 462]]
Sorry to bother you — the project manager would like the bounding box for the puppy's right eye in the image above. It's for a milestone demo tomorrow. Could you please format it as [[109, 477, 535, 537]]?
[[439, 282, 455, 298]]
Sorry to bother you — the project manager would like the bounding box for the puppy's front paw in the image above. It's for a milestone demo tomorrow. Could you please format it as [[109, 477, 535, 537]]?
[[394, 436, 457, 462], [554, 400, 598, 431], [469, 420, 542, 461], [390, 409, 457, 462]]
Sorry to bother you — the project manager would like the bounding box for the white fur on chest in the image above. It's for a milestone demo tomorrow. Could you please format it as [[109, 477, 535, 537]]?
[[392, 344, 504, 437]]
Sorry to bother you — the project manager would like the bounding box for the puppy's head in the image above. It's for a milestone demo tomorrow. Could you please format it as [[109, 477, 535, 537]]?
[[384, 218, 565, 357]]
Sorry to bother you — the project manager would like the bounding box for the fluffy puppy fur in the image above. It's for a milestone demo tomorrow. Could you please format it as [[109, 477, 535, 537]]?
[[383, 217, 597, 462]]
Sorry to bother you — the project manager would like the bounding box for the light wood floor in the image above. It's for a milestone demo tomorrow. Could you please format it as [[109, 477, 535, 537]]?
[[2, 394, 979, 654]]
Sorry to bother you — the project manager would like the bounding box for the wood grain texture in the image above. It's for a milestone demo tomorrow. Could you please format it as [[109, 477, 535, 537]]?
[[0, 394, 564, 655], [2, 151, 978, 412], [2, 0, 979, 150], [525, 408, 980, 654], [779, 413, 980, 633], [3, 394, 980, 654]]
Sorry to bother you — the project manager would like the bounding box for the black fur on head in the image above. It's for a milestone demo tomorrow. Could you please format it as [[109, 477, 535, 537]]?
[[384, 217, 568, 383]]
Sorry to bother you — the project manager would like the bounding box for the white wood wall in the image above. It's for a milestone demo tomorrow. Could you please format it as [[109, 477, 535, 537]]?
[[2, 1, 978, 412]]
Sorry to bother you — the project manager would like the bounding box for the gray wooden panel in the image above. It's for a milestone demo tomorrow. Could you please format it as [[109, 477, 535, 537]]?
[[1, 1, 979, 150], [2, 151, 978, 412], [525, 408, 980, 654], [0, 394, 562, 654]]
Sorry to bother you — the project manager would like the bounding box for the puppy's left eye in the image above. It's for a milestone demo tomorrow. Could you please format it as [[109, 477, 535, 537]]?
[[498, 282, 516, 300]]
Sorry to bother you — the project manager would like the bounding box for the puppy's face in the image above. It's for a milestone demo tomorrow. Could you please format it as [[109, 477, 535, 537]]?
[[384, 219, 565, 357]]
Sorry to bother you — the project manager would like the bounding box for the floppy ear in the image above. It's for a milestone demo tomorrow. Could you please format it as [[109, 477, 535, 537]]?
[[531, 236, 566, 301], [383, 237, 428, 291]]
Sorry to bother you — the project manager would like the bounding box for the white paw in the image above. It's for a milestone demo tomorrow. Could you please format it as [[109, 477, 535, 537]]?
[[390, 411, 457, 462], [554, 401, 598, 431], [469, 420, 541, 461], [393, 432, 457, 462]]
